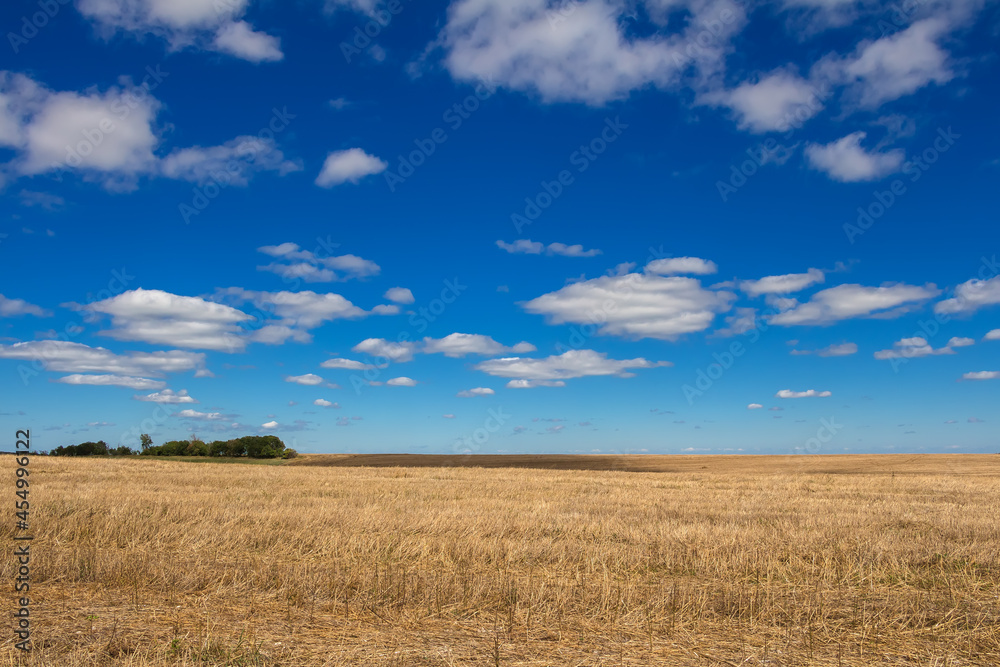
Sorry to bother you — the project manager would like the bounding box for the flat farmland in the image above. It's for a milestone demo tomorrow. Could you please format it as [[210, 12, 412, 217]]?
[[2, 454, 998, 665]]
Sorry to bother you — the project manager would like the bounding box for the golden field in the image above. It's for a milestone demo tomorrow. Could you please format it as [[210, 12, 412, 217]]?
[[2, 453, 999, 666]]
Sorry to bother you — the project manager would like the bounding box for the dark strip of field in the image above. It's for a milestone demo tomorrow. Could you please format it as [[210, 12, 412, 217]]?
[[287, 453, 998, 475]]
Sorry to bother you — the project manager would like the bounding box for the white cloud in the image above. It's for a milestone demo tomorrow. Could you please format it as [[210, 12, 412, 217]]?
[[961, 371, 999, 381], [747, 403, 764, 409], [474, 349, 668, 382], [371, 304, 400, 316], [383, 287, 414, 304], [422, 333, 536, 358], [76, 0, 283, 63], [457, 387, 494, 397], [948, 337, 975, 348], [320, 357, 374, 370], [739, 268, 824, 296], [822, 18, 953, 108], [286, 374, 324, 386], [178, 409, 226, 421], [984, 329, 1000, 341], [874, 336, 972, 360], [934, 276, 1000, 316], [703, 69, 821, 133], [261, 420, 279, 429], [386, 376, 417, 386], [769, 283, 939, 326], [775, 389, 832, 398], [505, 379, 566, 389], [0, 339, 205, 375], [0, 294, 51, 317], [83, 288, 251, 352], [790, 342, 857, 357], [55, 374, 166, 390], [134, 388, 197, 403], [160, 136, 299, 185], [212, 20, 283, 62], [646, 257, 717, 276], [314, 399, 340, 407], [442, 413, 456, 419], [523, 271, 735, 340], [218, 288, 369, 343], [352, 338, 417, 363], [255, 243, 380, 282], [438, 0, 747, 105], [496, 239, 601, 257], [805, 132, 904, 182], [315, 148, 387, 187]]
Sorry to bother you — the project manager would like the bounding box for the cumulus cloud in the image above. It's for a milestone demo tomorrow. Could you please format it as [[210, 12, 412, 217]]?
[[55, 374, 166, 390], [646, 257, 718, 276], [775, 389, 832, 398], [0, 294, 51, 317], [961, 371, 999, 381], [160, 136, 299, 185], [315, 148, 387, 187], [790, 342, 857, 357], [703, 69, 822, 133], [177, 409, 225, 421], [805, 132, 904, 182], [934, 276, 1000, 316], [523, 270, 735, 341], [506, 379, 566, 388], [740, 268, 824, 296], [457, 387, 494, 397], [320, 357, 374, 370], [286, 374, 325, 385], [386, 376, 417, 386], [437, 0, 748, 105], [422, 333, 536, 358], [314, 399, 340, 407], [255, 243, 380, 282], [383, 287, 414, 304], [747, 403, 764, 409], [985, 329, 1000, 341], [769, 283, 939, 326], [496, 239, 601, 257], [0, 339, 204, 376], [352, 338, 417, 363], [82, 288, 251, 351], [134, 388, 197, 403], [261, 420, 279, 429], [76, 0, 283, 62], [874, 336, 973, 360], [474, 349, 668, 383]]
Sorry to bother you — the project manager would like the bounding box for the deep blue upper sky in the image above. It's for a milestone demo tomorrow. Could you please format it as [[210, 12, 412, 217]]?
[[1, 0, 998, 454]]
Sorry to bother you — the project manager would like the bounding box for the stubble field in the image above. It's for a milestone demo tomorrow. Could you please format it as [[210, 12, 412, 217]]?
[[2, 454, 998, 665]]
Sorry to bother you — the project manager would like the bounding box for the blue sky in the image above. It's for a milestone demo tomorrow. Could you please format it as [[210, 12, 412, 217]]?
[[1, 0, 998, 455]]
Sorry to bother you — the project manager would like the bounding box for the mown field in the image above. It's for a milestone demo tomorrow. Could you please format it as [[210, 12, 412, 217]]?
[[2, 454, 998, 665]]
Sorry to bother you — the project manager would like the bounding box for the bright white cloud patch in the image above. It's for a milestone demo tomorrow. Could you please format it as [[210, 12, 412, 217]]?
[[134, 388, 197, 403], [646, 257, 718, 276], [984, 329, 1000, 341], [256, 243, 380, 282], [386, 376, 417, 386], [84, 288, 251, 352], [0, 340, 204, 375], [422, 333, 536, 358], [286, 374, 324, 385], [457, 387, 494, 397], [160, 136, 299, 185], [524, 270, 735, 341], [474, 349, 668, 382], [76, 0, 283, 62], [0, 294, 51, 317], [790, 342, 857, 357], [383, 287, 414, 304], [805, 132, 904, 182], [775, 389, 832, 398], [315, 148, 387, 187], [261, 420, 279, 429], [506, 379, 566, 389], [747, 403, 764, 409], [314, 399, 340, 407], [496, 240, 601, 257], [769, 283, 939, 326], [961, 371, 999, 381], [934, 276, 1000, 316], [352, 338, 417, 363], [740, 268, 824, 296], [874, 336, 972, 360], [704, 70, 821, 133], [438, 0, 747, 105], [55, 374, 166, 390], [320, 357, 374, 370]]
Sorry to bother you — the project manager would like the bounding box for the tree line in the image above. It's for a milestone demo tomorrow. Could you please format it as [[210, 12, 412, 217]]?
[[48, 434, 297, 459]]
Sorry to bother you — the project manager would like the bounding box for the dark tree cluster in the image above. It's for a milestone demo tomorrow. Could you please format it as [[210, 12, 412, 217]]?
[[49, 434, 297, 459]]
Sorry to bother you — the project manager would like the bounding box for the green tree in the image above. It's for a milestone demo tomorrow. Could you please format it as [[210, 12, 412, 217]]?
[[140, 434, 153, 452]]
